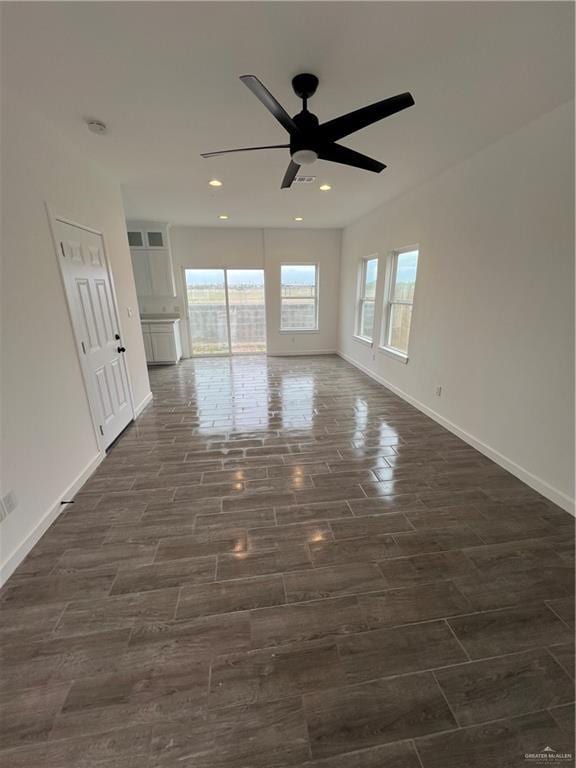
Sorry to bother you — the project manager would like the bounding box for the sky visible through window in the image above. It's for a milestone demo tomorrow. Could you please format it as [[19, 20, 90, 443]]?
[[396, 250, 418, 284], [281, 265, 316, 285]]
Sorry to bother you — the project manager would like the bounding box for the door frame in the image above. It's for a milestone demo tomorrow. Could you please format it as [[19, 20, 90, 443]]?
[[181, 266, 268, 358], [45, 204, 136, 453]]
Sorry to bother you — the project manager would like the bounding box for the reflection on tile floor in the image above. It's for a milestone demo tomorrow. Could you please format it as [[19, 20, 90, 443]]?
[[0, 355, 574, 767]]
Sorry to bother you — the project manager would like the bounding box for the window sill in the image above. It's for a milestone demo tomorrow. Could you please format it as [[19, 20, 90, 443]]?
[[379, 346, 409, 364], [279, 328, 319, 334], [353, 335, 373, 347]]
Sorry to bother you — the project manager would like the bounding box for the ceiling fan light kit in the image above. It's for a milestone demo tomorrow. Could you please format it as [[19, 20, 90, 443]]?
[[201, 73, 414, 189]]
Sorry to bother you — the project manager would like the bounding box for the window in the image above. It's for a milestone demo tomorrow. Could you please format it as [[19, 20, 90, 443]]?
[[127, 231, 144, 248], [146, 231, 164, 248], [357, 257, 378, 341], [280, 264, 318, 331], [382, 248, 419, 358]]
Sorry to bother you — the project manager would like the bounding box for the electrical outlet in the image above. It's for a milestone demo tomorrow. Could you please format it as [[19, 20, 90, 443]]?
[[127, 307, 133, 318], [435, 386, 443, 397], [0, 490, 17, 522]]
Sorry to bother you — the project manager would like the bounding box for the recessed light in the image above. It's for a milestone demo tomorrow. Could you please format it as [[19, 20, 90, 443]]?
[[294, 217, 304, 222], [209, 179, 223, 187], [319, 183, 332, 191], [218, 215, 229, 220]]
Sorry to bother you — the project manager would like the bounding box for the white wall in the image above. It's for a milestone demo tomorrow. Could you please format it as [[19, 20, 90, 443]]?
[[339, 102, 574, 512], [0, 93, 151, 581], [142, 226, 341, 357]]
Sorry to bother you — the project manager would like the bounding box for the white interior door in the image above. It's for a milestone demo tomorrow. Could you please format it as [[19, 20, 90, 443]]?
[[53, 219, 134, 449]]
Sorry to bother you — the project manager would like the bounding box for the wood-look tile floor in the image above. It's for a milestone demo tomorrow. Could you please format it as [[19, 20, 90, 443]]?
[[1, 355, 574, 767]]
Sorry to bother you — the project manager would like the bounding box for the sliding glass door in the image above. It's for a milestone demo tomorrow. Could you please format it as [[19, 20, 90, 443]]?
[[185, 268, 266, 356], [185, 269, 229, 355]]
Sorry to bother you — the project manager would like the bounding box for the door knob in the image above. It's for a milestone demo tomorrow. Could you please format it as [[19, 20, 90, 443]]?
[[117, 346, 126, 353], [115, 334, 121, 340]]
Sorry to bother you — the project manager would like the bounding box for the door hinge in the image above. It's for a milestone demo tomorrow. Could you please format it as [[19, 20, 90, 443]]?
[[99, 425, 104, 436], [81, 341, 86, 354]]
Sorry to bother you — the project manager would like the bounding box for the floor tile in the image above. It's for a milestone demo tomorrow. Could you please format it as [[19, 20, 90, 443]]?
[[435, 649, 574, 725], [275, 500, 352, 525], [415, 709, 573, 768], [300, 741, 421, 768], [309, 535, 399, 566], [149, 697, 309, 767], [175, 574, 285, 619], [378, 551, 477, 587], [338, 620, 467, 683], [128, 611, 252, 660], [330, 514, 413, 538], [54, 589, 179, 637], [304, 672, 456, 758], [110, 557, 216, 595], [358, 581, 472, 628], [284, 563, 386, 602], [217, 544, 313, 580], [0, 725, 151, 768], [548, 642, 575, 679], [0, 684, 69, 750], [209, 642, 346, 708], [251, 596, 366, 648], [448, 603, 574, 658]]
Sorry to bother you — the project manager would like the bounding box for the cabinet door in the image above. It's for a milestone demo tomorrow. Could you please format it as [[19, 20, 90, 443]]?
[[142, 328, 154, 362], [150, 330, 177, 362], [147, 250, 175, 297], [131, 250, 152, 296]]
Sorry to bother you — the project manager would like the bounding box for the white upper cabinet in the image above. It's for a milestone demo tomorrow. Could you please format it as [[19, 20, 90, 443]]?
[[127, 221, 176, 297]]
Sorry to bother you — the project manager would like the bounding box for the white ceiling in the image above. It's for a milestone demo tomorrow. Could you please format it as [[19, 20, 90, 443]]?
[[4, 2, 573, 228]]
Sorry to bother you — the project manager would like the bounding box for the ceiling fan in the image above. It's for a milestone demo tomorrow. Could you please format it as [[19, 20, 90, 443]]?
[[201, 74, 414, 189]]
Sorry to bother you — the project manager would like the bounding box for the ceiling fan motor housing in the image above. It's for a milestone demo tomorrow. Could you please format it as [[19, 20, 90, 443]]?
[[290, 110, 320, 164], [291, 73, 319, 100]]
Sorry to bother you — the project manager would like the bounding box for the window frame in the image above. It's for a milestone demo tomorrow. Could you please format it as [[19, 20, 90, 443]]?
[[355, 256, 379, 343], [279, 263, 319, 333], [380, 246, 419, 363]]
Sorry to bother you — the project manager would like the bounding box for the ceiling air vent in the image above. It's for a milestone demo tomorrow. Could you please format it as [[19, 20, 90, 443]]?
[[294, 176, 316, 184]]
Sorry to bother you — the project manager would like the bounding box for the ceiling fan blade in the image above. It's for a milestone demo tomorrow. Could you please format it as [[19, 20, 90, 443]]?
[[318, 143, 386, 173], [281, 160, 300, 189], [201, 144, 289, 158], [319, 92, 415, 143], [240, 75, 300, 135]]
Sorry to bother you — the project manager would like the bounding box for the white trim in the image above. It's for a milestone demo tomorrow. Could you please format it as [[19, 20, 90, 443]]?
[[268, 349, 337, 357], [0, 452, 105, 586], [379, 345, 409, 364], [134, 391, 154, 417], [338, 350, 575, 516], [353, 335, 373, 347]]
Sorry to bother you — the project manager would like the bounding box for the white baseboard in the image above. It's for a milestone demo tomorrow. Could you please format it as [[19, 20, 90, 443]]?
[[0, 452, 105, 586], [338, 350, 575, 516], [134, 391, 153, 418], [267, 349, 338, 357]]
